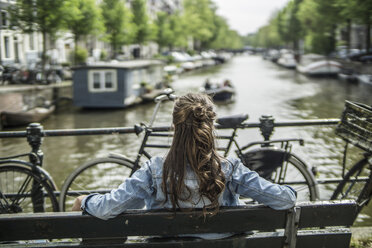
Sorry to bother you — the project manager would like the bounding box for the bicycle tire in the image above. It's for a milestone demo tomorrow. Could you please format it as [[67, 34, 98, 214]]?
[[59, 157, 134, 211], [331, 157, 371, 214], [239, 148, 319, 201], [0, 163, 59, 213]]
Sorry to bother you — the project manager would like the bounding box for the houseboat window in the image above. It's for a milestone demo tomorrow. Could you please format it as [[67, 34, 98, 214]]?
[[105, 72, 113, 88], [93, 72, 100, 89], [88, 70, 117, 92]]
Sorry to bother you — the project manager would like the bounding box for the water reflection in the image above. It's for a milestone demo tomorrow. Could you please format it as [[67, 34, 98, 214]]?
[[1, 54, 372, 225]]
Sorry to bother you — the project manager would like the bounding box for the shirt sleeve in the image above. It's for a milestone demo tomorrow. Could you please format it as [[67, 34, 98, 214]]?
[[81, 160, 154, 220], [228, 158, 297, 210]]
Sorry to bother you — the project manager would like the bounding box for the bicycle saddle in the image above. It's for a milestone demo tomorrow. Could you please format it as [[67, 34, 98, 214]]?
[[216, 114, 248, 128]]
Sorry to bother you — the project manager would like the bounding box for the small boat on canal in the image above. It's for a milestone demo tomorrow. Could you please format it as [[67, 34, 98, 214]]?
[[201, 79, 236, 102], [296, 54, 341, 76], [0, 104, 55, 128]]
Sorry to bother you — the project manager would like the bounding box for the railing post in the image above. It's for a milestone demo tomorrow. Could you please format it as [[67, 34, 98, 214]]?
[[259, 115, 275, 143], [26, 123, 45, 212], [26, 123, 44, 166]]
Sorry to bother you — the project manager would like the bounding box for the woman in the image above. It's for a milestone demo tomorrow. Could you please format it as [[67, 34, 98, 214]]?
[[73, 93, 296, 225]]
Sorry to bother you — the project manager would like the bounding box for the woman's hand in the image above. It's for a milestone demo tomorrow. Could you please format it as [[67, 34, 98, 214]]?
[[72, 195, 88, 211]]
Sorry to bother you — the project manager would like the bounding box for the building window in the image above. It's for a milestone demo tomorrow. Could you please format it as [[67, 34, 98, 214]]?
[[4, 36, 10, 58], [1, 11, 7, 27], [29, 33, 34, 50], [88, 70, 117, 92]]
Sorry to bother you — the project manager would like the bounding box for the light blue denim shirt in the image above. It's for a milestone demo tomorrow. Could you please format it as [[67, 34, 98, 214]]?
[[81, 156, 297, 222]]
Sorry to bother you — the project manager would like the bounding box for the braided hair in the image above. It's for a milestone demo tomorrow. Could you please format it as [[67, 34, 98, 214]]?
[[162, 93, 225, 215]]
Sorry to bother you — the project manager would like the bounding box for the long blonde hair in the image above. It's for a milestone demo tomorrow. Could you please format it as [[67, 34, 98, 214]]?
[[162, 93, 225, 215]]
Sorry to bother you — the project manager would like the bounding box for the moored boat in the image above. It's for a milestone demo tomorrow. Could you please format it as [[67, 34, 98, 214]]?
[[277, 53, 297, 69], [296, 54, 341, 76], [338, 68, 358, 83], [0, 105, 55, 127], [357, 74, 372, 85]]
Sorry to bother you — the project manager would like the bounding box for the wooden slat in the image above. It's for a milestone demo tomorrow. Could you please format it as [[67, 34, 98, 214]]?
[[0, 206, 286, 241], [0, 230, 351, 248], [297, 200, 357, 228], [0, 200, 357, 244], [296, 229, 352, 248]]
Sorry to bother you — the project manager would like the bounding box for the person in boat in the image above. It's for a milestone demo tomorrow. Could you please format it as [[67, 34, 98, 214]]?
[[204, 78, 212, 90], [223, 79, 233, 88], [72, 93, 296, 238]]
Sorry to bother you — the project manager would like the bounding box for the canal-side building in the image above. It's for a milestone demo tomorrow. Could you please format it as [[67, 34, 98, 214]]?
[[0, 0, 183, 67], [0, 0, 42, 65]]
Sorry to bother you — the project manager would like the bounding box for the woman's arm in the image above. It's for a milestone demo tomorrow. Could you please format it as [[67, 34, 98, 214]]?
[[73, 161, 154, 220], [229, 158, 297, 210]]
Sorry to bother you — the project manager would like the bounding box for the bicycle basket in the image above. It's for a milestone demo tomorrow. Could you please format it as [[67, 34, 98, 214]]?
[[335, 100, 372, 153]]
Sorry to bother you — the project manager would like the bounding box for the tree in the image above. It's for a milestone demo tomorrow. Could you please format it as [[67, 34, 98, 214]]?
[[297, 0, 342, 55], [100, 0, 134, 59], [63, 0, 103, 64], [182, 0, 215, 50], [345, 0, 372, 52], [9, 0, 65, 72], [131, 0, 155, 48]]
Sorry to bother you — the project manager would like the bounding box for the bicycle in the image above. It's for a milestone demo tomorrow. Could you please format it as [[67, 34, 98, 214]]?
[[0, 89, 176, 214], [330, 100, 372, 217], [59, 96, 338, 211], [0, 124, 59, 213]]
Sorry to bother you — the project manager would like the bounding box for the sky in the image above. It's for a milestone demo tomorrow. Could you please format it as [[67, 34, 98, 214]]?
[[213, 0, 290, 36]]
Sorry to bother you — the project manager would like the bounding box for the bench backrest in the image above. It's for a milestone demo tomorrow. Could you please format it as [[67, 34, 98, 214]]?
[[0, 200, 357, 248]]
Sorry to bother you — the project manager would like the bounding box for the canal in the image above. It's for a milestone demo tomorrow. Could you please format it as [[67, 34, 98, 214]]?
[[1, 54, 372, 225]]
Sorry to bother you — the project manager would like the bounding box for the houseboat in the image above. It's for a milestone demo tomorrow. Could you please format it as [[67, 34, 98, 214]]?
[[72, 60, 165, 108]]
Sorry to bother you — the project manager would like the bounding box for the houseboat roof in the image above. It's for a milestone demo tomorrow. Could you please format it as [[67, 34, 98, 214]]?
[[73, 59, 164, 70]]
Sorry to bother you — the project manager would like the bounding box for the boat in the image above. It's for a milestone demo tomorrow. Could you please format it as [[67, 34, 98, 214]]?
[[72, 60, 165, 108], [357, 74, 372, 85], [277, 53, 297, 69], [296, 54, 341, 76], [338, 68, 358, 83], [201, 79, 235, 102], [0, 104, 55, 127]]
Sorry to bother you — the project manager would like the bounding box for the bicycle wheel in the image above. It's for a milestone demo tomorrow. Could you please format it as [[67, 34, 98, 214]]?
[[59, 157, 134, 211], [0, 163, 59, 213], [331, 157, 371, 213], [240, 148, 319, 201]]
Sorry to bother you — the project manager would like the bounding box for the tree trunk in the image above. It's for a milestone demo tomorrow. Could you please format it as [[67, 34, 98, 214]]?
[[329, 24, 337, 55], [42, 31, 47, 83], [366, 20, 371, 52], [74, 36, 78, 65], [346, 19, 351, 56]]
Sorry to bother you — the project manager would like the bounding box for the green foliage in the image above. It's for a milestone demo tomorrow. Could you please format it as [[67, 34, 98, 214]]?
[[100, 0, 134, 58], [9, 0, 65, 35], [63, 0, 104, 41], [131, 0, 153, 45], [247, 0, 372, 54], [74, 46, 88, 64], [9, 0, 65, 67], [100, 50, 108, 61], [182, 0, 215, 50]]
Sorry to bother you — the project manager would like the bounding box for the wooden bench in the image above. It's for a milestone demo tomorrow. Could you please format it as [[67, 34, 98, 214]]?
[[0, 200, 357, 248]]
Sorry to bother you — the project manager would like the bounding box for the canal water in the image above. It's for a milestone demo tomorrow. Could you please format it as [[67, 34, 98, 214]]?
[[1, 54, 372, 225]]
